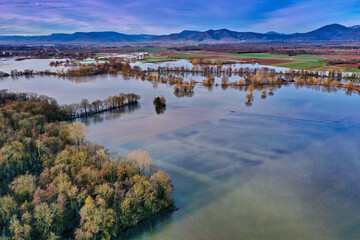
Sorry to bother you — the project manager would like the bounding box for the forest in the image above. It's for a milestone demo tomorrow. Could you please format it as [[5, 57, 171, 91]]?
[[0, 90, 174, 240]]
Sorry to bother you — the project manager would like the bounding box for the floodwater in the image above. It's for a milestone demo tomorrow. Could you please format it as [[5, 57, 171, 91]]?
[[131, 59, 290, 73], [0, 58, 68, 73], [0, 59, 359, 240]]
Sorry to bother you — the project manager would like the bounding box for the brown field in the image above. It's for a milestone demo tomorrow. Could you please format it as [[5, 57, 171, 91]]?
[[2, 43, 360, 72]]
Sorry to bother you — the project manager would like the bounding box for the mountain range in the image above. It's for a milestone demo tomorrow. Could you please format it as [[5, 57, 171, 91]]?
[[0, 32, 156, 44], [1, 24, 360, 44]]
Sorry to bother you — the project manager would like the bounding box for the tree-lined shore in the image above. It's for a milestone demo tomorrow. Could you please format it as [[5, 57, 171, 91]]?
[[0, 91, 173, 240]]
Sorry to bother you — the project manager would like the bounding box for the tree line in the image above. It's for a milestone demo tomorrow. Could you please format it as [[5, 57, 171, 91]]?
[[2, 58, 360, 82], [0, 90, 140, 120], [61, 93, 141, 119]]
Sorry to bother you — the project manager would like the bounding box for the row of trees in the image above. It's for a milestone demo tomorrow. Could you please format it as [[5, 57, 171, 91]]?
[[146, 60, 360, 80], [190, 58, 238, 66], [135, 68, 360, 99], [61, 93, 141, 119], [0, 45, 95, 59], [173, 80, 196, 98], [49, 60, 72, 67], [241, 79, 359, 107], [0, 90, 140, 120], [0, 91, 174, 239], [58, 61, 146, 77], [2, 58, 360, 84], [0, 60, 144, 78], [196, 70, 360, 93]]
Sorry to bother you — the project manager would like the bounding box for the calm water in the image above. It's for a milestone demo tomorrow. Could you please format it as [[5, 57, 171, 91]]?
[[131, 59, 290, 72], [0, 59, 359, 240], [0, 58, 68, 73]]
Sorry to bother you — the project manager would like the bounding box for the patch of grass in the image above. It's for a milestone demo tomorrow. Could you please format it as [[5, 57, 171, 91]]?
[[139, 57, 171, 63], [226, 53, 327, 70], [344, 68, 360, 73], [310, 66, 338, 71], [276, 60, 324, 69], [308, 66, 360, 73]]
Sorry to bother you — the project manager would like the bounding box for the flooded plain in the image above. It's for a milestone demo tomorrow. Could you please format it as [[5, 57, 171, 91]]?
[[0, 57, 68, 73], [0, 59, 359, 240]]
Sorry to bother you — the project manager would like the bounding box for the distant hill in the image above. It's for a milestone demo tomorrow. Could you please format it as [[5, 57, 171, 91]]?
[[151, 29, 289, 43], [1, 24, 360, 44], [0, 31, 156, 44], [290, 24, 360, 40], [150, 24, 360, 43], [151, 30, 201, 42], [265, 31, 285, 35]]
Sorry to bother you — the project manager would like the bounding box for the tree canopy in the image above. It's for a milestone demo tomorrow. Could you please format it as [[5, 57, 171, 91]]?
[[0, 91, 173, 239]]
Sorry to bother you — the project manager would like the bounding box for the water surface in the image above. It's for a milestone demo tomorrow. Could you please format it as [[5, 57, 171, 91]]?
[[0, 65, 359, 240], [0, 58, 68, 73]]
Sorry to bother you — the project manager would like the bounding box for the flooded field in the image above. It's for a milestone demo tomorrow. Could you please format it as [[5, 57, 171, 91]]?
[[0, 57, 69, 73], [130, 59, 290, 73], [0, 59, 359, 240]]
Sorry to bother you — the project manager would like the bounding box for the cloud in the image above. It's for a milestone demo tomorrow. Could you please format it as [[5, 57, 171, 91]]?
[[0, 0, 359, 35], [0, 0, 144, 34]]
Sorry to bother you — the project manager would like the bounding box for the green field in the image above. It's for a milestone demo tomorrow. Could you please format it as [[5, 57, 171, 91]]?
[[276, 60, 324, 69], [226, 53, 326, 70], [309, 66, 360, 73], [139, 57, 171, 63], [345, 68, 360, 73], [139, 52, 208, 63]]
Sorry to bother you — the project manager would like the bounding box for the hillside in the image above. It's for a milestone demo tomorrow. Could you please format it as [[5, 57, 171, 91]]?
[[1, 24, 360, 44], [0, 32, 156, 44]]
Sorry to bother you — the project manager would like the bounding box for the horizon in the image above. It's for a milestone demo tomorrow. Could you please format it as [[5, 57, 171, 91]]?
[[0, 23, 355, 37], [1, 0, 360, 36]]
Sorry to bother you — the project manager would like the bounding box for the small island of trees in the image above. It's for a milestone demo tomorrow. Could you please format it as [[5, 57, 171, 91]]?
[[153, 96, 166, 114]]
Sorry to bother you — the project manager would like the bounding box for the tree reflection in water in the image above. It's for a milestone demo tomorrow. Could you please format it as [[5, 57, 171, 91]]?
[[78, 103, 141, 125]]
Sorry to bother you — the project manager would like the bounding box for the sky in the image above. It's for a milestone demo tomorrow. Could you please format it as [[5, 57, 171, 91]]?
[[0, 0, 360, 35]]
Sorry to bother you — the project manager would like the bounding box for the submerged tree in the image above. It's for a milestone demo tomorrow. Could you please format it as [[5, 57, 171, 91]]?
[[261, 90, 267, 99], [153, 96, 166, 114], [268, 87, 275, 96]]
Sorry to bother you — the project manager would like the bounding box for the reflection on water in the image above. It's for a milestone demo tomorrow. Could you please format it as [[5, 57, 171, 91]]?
[[91, 111, 360, 240], [154, 105, 166, 114], [0, 64, 360, 239], [119, 207, 176, 240], [173, 90, 194, 98], [130, 59, 290, 73], [77, 103, 141, 125]]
